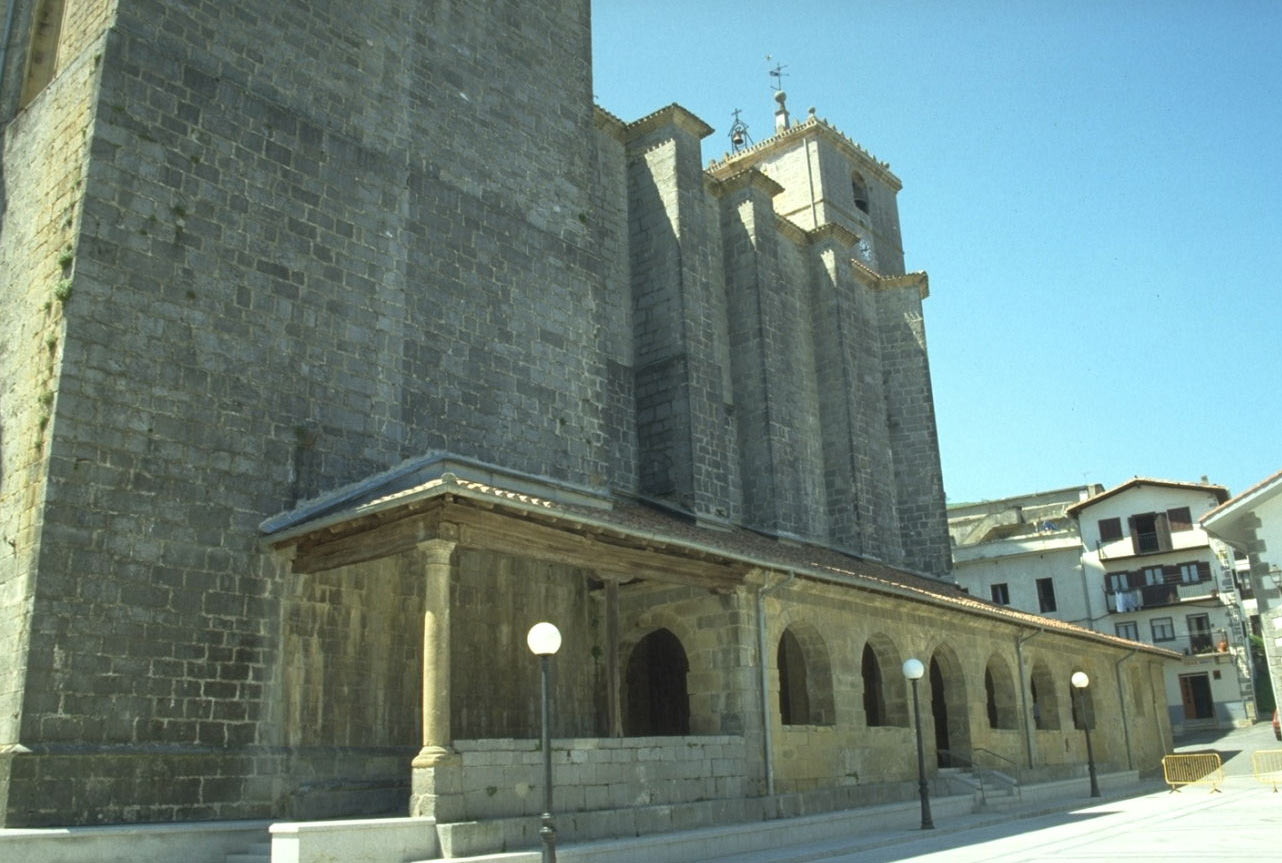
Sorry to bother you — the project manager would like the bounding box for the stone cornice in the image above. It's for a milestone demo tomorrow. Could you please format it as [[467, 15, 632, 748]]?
[[773, 214, 808, 245], [706, 115, 902, 191], [850, 260, 930, 299], [593, 104, 627, 140], [708, 167, 784, 199], [623, 102, 714, 143], [807, 222, 861, 249]]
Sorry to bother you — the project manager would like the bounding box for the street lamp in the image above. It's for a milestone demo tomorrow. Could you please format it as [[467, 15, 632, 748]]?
[[901, 658, 934, 829], [527, 622, 562, 863], [1070, 670, 1101, 798]]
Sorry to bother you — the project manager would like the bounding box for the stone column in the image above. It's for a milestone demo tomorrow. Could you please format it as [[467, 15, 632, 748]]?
[[410, 534, 464, 820], [605, 577, 623, 737]]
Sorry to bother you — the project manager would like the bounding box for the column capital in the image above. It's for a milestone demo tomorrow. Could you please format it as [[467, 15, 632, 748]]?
[[416, 535, 457, 564]]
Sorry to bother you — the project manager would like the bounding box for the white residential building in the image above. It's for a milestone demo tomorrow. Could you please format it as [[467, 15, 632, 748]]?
[[1201, 467, 1282, 718], [950, 485, 1102, 627], [1067, 479, 1252, 732], [951, 478, 1255, 733]]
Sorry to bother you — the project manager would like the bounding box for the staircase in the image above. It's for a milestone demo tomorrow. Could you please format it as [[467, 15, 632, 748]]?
[[936, 749, 1023, 811]]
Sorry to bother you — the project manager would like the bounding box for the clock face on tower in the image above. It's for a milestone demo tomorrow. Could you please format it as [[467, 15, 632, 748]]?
[[856, 237, 873, 265]]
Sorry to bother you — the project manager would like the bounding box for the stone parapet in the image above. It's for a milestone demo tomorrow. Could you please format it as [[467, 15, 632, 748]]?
[[448, 736, 745, 821]]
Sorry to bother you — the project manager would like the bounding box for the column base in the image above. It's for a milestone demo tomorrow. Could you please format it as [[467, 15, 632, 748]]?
[[409, 747, 464, 821]]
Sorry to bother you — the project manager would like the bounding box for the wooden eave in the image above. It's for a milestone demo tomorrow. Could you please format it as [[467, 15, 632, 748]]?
[[274, 490, 747, 591]]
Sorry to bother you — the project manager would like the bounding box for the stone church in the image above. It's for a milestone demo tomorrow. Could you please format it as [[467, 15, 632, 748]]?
[[1, 0, 1172, 848]]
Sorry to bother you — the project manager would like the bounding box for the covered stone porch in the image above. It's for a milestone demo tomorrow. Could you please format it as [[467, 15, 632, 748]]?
[[258, 454, 1176, 851]]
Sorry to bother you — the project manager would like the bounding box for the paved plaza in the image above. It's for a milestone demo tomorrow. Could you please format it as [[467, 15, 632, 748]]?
[[687, 721, 1280, 863]]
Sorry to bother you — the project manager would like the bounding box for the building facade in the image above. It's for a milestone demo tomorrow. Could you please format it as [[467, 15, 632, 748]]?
[[1202, 468, 1282, 720], [952, 480, 1253, 734], [2, 0, 1171, 843], [950, 485, 1103, 627]]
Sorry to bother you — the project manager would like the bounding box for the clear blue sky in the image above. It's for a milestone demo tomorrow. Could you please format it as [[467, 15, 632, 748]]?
[[591, 1, 1282, 504]]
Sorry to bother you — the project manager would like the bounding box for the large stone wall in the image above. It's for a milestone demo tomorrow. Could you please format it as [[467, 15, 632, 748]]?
[[0, 9, 111, 820], [453, 736, 745, 820], [3, 0, 614, 825], [4, 0, 958, 828]]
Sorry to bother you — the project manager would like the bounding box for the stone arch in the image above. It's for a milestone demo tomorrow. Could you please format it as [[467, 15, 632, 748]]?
[[1128, 665, 1147, 717], [927, 643, 972, 766], [984, 654, 1019, 730], [622, 626, 690, 736], [851, 171, 870, 214], [860, 632, 909, 727], [776, 621, 835, 726], [1029, 659, 1061, 730], [1069, 666, 1096, 731]]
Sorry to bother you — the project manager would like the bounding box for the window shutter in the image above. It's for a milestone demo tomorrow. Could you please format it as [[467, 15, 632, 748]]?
[[1199, 561, 1211, 581], [1167, 507, 1192, 532], [1163, 565, 1179, 584], [1128, 516, 1140, 555], [1156, 512, 1173, 551]]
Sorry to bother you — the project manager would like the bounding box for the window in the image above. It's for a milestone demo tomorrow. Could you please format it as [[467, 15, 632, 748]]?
[[1179, 562, 1201, 584], [1151, 617, 1175, 642], [776, 625, 834, 726], [1108, 571, 1130, 592], [984, 656, 1017, 730], [1115, 621, 1139, 641], [1130, 512, 1172, 554], [1187, 614, 1213, 653], [1098, 517, 1122, 542], [851, 174, 870, 214], [1143, 566, 1164, 586], [19, 0, 68, 108], [1036, 578, 1057, 613], [1167, 507, 1193, 532], [990, 583, 1010, 605], [1029, 662, 1060, 730], [861, 643, 885, 726]]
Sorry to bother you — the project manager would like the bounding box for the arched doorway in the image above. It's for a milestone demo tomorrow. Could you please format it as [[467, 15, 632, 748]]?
[[862, 644, 884, 726], [930, 658, 950, 766], [624, 628, 690, 735], [927, 646, 972, 768]]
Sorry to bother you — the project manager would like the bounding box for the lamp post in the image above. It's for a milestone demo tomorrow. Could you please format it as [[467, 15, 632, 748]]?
[[1070, 670, 1101, 798], [527, 622, 562, 863], [901, 658, 934, 829]]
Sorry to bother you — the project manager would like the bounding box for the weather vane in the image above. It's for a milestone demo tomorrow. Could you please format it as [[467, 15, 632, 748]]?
[[766, 55, 788, 92], [728, 108, 752, 152]]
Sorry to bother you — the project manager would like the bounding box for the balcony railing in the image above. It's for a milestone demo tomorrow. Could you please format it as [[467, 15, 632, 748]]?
[[1154, 634, 1231, 656], [1106, 583, 1180, 612], [1106, 580, 1217, 612]]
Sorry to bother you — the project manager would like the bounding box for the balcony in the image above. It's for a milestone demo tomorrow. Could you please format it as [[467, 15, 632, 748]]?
[[1155, 634, 1231, 657], [1106, 583, 1181, 612], [1105, 576, 1218, 613]]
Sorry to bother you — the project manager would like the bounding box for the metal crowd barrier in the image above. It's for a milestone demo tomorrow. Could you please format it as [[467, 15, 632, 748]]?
[[1252, 749, 1282, 792], [1161, 753, 1224, 793]]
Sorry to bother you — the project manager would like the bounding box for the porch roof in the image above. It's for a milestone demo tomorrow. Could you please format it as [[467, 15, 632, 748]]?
[[261, 455, 1178, 659]]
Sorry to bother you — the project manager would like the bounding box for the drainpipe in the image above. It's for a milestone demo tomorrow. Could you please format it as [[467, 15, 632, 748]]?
[[756, 569, 794, 797], [1015, 627, 1043, 770], [1113, 648, 1138, 770]]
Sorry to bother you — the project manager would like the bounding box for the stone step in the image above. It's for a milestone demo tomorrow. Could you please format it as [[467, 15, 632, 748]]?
[[225, 839, 271, 863]]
